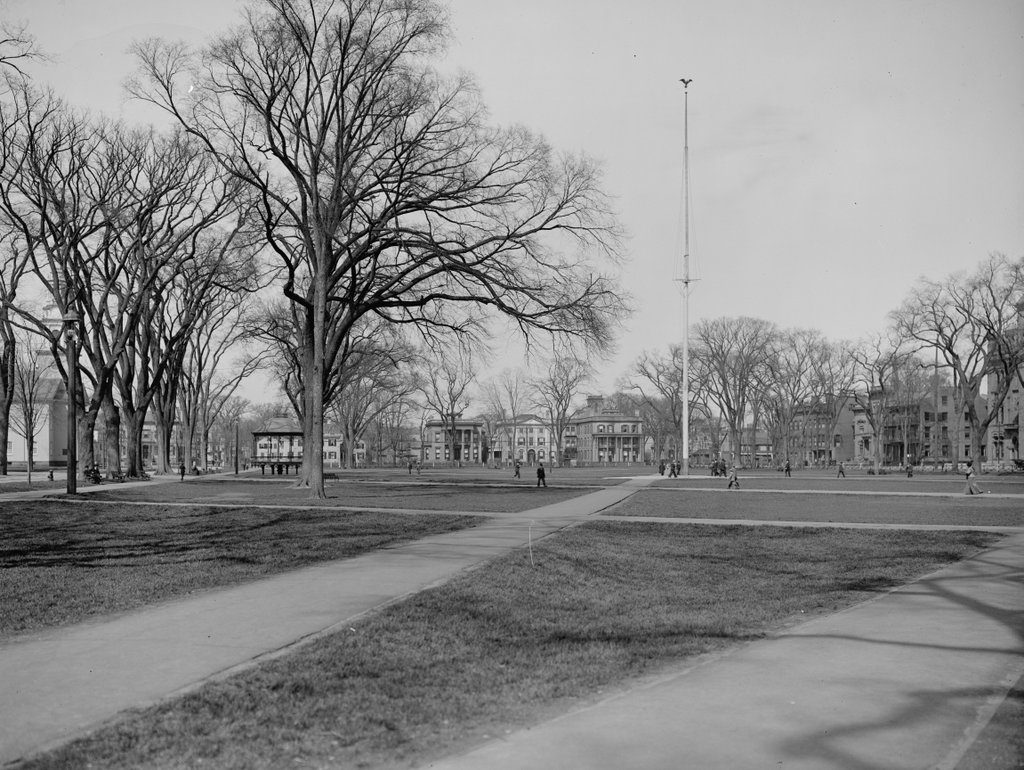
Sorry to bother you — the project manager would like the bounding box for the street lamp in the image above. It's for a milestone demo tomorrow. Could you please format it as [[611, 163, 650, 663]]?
[[234, 418, 240, 475], [62, 311, 80, 495]]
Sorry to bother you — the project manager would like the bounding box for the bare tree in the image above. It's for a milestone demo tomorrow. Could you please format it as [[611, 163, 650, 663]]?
[[10, 328, 53, 481], [531, 348, 591, 467], [0, 233, 27, 474], [894, 253, 1024, 469], [760, 328, 825, 465], [850, 333, 909, 472], [131, 0, 625, 497], [621, 346, 686, 463], [0, 22, 43, 78], [418, 344, 477, 466], [481, 368, 529, 467], [326, 324, 416, 469], [810, 340, 858, 465], [692, 316, 776, 466]]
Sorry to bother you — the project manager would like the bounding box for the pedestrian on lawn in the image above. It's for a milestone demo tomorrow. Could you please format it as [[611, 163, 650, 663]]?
[[727, 465, 739, 489], [964, 462, 983, 495], [514, 460, 521, 479], [784, 460, 791, 477], [837, 461, 845, 478], [537, 462, 547, 487], [179, 462, 186, 481]]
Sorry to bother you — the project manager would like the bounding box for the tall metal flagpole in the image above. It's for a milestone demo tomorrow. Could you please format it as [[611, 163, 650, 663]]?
[[679, 78, 692, 476]]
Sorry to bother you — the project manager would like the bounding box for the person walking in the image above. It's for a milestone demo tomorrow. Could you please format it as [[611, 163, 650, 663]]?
[[727, 465, 739, 490], [536, 462, 547, 487], [784, 460, 791, 477], [513, 460, 521, 479], [837, 461, 845, 478], [179, 462, 186, 481], [658, 460, 666, 476], [964, 462, 983, 495]]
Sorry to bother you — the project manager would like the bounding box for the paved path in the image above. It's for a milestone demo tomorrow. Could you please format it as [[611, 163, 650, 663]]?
[[2, 477, 1022, 768]]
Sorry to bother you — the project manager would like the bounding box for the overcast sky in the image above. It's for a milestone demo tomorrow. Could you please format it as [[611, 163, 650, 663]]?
[[8, 0, 1024, 395]]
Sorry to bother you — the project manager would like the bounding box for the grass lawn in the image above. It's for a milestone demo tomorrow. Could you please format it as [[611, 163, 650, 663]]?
[[19, 521, 999, 770], [0, 500, 481, 639], [0, 479, 66, 495], [612, 488, 1024, 528], [83, 476, 597, 512]]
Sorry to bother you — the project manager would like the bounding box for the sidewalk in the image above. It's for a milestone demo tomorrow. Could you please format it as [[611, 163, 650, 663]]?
[[2, 480, 1022, 768], [0, 482, 644, 766]]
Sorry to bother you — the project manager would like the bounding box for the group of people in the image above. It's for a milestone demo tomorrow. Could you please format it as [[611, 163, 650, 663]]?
[[657, 460, 682, 477], [511, 460, 547, 487], [709, 459, 729, 477]]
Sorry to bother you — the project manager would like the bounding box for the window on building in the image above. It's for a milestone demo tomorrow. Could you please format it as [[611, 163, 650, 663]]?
[[632, 425, 638, 433], [621, 424, 629, 433], [328, 438, 337, 447], [597, 425, 604, 433], [941, 395, 948, 406], [434, 432, 441, 442]]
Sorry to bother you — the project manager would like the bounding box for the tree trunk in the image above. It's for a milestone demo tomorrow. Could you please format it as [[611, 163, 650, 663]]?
[[0, 335, 13, 475], [101, 396, 121, 477], [296, 283, 327, 498], [78, 408, 98, 479], [152, 397, 175, 475], [0, 409, 9, 476], [155, 413, 172, 474], [124, 409, 147, 477]]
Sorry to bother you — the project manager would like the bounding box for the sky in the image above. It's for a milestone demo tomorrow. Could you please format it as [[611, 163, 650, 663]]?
[[6, 0, 1024, 398]]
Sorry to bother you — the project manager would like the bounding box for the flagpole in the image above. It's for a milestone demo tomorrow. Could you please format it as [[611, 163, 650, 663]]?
[[679, 78, 692, 476]]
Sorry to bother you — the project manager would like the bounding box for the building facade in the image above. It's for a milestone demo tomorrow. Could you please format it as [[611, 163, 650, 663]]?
[[421, 418, 486, 465], [567, 396, 644, 465], [489, 414, 556, 466]]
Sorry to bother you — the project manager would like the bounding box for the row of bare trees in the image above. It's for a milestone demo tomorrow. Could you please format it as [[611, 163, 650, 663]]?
[[0, 1, 625, 491], [625, 254, 1024, 470], [0, 71, 266, 476]]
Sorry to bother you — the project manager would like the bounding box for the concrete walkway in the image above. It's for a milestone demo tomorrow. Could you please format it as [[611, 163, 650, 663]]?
[[2, 478, 1023, 768]]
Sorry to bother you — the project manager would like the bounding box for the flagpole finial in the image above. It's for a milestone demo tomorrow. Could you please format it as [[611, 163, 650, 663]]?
[[680, 78, 692, 88]]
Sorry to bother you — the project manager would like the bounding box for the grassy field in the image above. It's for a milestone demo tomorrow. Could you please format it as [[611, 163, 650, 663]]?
[[611, 488, 1024, 527], [649, 470, 1024, 495], [18, 521, 999, 770], [0, 500, 481, 639], [82, 475, 602, 511]]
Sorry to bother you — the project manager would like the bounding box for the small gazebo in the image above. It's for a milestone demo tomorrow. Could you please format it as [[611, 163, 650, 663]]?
[[252, 418, 303, 475]]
